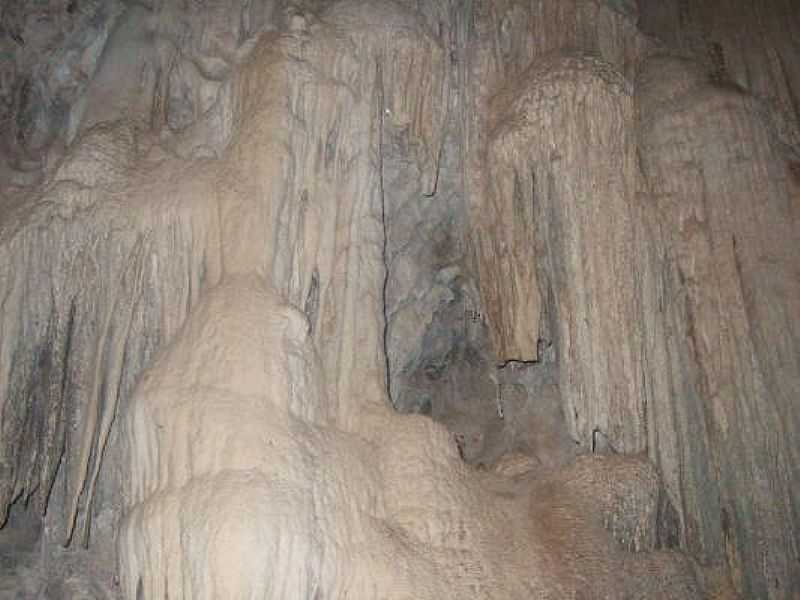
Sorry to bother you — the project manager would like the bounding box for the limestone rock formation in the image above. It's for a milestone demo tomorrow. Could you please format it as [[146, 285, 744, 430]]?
[[638, 0, 800, 154], [116, 274, 700, 599], [637, 54, 800, 598], [0, 0, 797, 599]]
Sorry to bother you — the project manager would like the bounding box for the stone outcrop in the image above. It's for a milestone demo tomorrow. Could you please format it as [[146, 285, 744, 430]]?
[[461, 2, 799, 598], [0, 0, 280, 189], [638, 0, 800, 155]]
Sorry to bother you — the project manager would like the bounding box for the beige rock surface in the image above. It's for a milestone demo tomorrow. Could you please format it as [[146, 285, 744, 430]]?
[[637, 54, 800, 599], [119, 274, 701, 599], [465, 0, 650, 363], [480, 53, 649, 454], [0, 1, 795, 598], [638, 0, 800, 155]]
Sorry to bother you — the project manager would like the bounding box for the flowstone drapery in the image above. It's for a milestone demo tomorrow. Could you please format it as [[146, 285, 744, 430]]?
[[0, 1, 797, 598]]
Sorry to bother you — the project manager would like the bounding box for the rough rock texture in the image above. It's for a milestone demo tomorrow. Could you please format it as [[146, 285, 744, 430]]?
[[0, 0, 796, 598], [118, 275, 701, 600], [638, 55, 800, 599], [481, 53, 651, 454], [638, 0, 800, 156], [0, 0, 281, 189], [0, 121, 222, 545], [382, 111, 477, 416], [465, 0, 650, 362], [2, 0, 450, 532], [0, 0, 124, 181], [213, 0, 450, 431], [461, 1, 799, 598]]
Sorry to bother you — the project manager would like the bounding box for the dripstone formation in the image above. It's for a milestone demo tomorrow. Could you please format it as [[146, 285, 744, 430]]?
[[0, 1, 797, 599]]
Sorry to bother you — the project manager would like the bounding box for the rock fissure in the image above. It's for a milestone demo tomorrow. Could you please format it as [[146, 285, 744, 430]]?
[[0, 1, 797, 598]]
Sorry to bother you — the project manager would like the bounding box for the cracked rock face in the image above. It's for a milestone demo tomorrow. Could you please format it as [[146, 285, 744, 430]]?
[[0, 0, 798, 599]]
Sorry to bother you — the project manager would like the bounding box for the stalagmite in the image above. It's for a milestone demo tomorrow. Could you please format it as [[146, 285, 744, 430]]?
[[117, 273, 702, 599], [0, 0, 796, 598]]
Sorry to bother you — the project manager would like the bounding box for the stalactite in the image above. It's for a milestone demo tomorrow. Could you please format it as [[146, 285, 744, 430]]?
[[0, 122, 222, 540], [0, 1, 795, 598]]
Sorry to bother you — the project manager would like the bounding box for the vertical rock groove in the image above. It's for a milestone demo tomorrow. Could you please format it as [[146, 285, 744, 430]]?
[[0, 1, 796, 598]]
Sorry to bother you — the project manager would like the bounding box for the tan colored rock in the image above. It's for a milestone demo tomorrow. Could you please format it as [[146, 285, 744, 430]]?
[[638, 0, 800, 155], [0, 0, 450, 539], [466, 0, 650, 363], [1, 1, 793, 598], [119, 274, 700, 599], [215, 0, 450, 430], [638, 54, 800, 599], [474, 52, 649, 454], [0, 126, 222, 543], [109, 6, 704, 597]]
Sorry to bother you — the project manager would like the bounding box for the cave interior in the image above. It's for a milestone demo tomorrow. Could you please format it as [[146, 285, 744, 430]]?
[[0, 0, 798, 598]]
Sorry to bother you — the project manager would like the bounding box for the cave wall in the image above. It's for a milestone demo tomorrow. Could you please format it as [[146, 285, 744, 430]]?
[[464, 1, 799, 597], [637, 0, 800, 154], [0, 0, 797, 598], [637, 54, 800, 597]]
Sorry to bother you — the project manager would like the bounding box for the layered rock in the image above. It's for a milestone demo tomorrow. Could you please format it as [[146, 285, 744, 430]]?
[[215, 0, 450, 428], [111, 8, 706, 596], [0, 0, 450, 545], [465, 0, 650, 363], [0, 0, 281, 189], [462, 2, 800, 597]]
